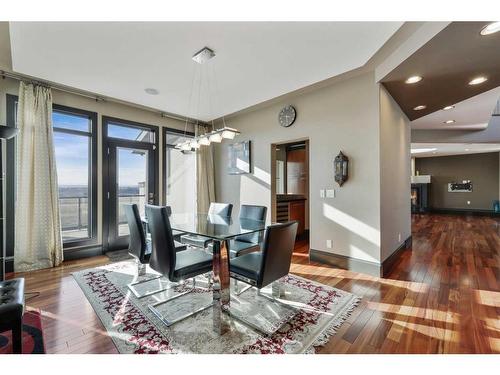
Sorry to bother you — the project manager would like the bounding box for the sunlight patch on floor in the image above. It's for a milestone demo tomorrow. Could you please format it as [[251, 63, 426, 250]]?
[[489, 337, 500, 352], [474, 289, 500, 307], [290, 263, 429, 293], [367, 301, 458, 323], [385, 318, 457, 342]]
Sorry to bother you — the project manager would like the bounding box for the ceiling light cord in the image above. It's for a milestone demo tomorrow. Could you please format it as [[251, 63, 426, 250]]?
[[175, 47, 240, 150], [184, 62, 197, 139], [211, 62, 227, 129]]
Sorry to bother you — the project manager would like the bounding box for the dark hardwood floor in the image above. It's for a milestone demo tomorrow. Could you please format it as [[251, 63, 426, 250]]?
[[11, 213, 500, 353]]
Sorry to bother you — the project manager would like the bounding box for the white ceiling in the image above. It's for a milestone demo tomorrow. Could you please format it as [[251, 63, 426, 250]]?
[[411, 142, 500, 158], [410, 86, 500, 130], [9, 22, 402, 121]]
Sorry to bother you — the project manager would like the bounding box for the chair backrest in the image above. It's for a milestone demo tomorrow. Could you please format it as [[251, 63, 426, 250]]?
[[258, 221, 298, 288], [208, 202, 233, 217], [124, 204, 147, 262], [237, 204, 267, 243], [145, 205, 177, 280]]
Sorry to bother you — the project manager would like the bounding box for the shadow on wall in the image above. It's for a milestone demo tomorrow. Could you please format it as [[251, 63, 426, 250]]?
[[238, 166, 272, 220], [322, 202, 380, 263]]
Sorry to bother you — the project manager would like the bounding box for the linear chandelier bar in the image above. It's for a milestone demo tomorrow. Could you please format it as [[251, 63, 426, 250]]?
[[175, 126, 240, 151]]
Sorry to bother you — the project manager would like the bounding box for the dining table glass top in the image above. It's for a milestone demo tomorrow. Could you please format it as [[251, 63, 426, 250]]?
[[155, 213, 266, 241]]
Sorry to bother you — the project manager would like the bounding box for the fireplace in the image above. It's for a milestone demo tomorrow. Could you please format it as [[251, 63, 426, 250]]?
[[411, 183, 429, 213]]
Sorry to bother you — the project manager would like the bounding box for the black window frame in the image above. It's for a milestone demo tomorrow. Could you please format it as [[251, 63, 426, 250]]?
[[4, 95, 17, 272], [162, 127, 195, 206], [52, 103, 98, 248]]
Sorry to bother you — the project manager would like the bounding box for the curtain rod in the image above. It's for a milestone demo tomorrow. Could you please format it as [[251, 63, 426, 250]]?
[[0, 70, 203, 125]]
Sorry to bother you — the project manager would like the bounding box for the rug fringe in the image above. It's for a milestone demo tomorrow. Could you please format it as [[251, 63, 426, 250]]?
[[309, 296, 361, 352]]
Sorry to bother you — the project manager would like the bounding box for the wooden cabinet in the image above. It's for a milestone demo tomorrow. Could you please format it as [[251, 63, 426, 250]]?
[[289, 201, 305, 236], [286, 148, 307, 195], [276, 199, 305, 237]]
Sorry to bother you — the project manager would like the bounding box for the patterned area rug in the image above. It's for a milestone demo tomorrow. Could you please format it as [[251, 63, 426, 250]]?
[[73, 261, 360, 354]]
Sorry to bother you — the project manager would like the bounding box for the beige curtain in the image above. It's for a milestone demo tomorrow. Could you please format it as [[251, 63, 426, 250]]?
[[14, 82, 63, 272], [196, 126, 216, 213]]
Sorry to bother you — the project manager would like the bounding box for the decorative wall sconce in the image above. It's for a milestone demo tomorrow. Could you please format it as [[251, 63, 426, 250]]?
[[334, 151, 349, 187]]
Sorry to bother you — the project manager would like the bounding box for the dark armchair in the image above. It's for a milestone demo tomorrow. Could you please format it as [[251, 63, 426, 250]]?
[[229, 221, 298, 298], [146, 205, 214, 326], [180, 202, 233, 249], [124, 204, 186, 298]]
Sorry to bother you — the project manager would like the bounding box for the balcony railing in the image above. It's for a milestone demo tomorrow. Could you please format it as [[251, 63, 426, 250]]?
[[59, 194, 145, 240]]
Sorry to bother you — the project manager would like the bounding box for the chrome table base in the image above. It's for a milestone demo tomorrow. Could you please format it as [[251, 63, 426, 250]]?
[[211, 239, 231, 334]]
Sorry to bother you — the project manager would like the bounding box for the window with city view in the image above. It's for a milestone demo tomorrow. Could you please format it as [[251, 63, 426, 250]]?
[[52, 107, 97, 245]]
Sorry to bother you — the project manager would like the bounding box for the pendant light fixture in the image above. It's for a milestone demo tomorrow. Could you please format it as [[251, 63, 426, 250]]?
[[175, 47, 240, 151]]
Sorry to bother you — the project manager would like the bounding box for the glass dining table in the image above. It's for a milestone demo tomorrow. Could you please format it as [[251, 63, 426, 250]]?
[[143, 213, 267, 334]]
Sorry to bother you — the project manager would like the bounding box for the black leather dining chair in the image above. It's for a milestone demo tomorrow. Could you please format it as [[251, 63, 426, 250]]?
[[180, 202, 233, 249], [229, 221, 298, 298], [164, 206, 185, 242], [124, 204, 186, 298], [146, 205, 214, 326], [229, 204, 267, 258]]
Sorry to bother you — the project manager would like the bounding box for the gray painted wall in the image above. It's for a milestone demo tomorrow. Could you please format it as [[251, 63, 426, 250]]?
[[215, 71, 412, 266], [379, 86, 411, 262], [215, 72, 382, 263], [415, 152, 500, 210]]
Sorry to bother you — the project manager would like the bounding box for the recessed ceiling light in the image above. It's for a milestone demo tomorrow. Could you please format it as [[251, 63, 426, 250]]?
[[465, 148, 470, 151], [480, 22, 500, 36], [469, 76, 488, 85], [444, 120, 455, 124], [405, 76, 422, 84], [413, 105, 427, 110], [443, 105, 455, 110], [144, 88, 159, 95]]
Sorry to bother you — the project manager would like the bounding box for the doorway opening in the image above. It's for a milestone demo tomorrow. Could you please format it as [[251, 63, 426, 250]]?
[[271, 139, 310, 253]]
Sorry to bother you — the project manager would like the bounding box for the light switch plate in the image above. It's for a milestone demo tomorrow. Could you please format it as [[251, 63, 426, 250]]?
[[320, 189, 325, 198], [326, 240, 332, 248], [326, 189, 335, 198]]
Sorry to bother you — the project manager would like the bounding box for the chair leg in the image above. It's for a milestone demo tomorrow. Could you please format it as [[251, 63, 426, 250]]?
[[127, 276, 174, 299], [137, 261, 146, 276], [224, 308, 271, 336], [272, 281, 285, 298], [12, 318, 23, 354], [233, 279, 252, 296], [127, 260, 178, 299], [149, 300, 213, 327], [257, 282, 295, 309], [148, 278, 212, 327]]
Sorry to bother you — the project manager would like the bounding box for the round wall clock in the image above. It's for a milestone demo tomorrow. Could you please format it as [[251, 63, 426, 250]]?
[[278, 105, 296, 127]]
